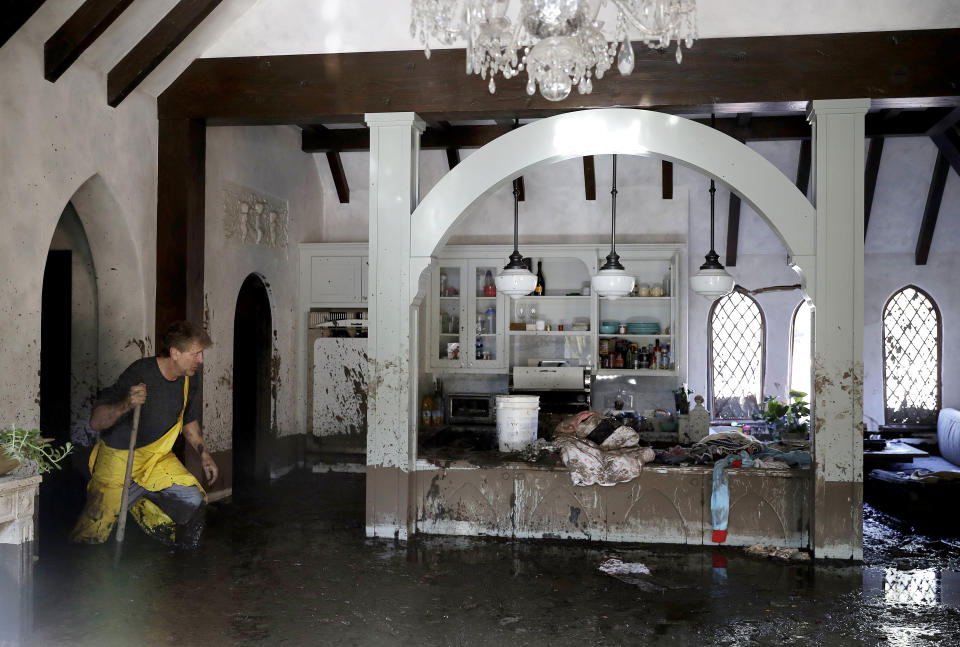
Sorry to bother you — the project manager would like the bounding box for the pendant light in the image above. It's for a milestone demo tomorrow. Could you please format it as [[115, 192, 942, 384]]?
[[690, 185, 736, 300], [495, 180, 537, 298], [591, 155, 635, 299]]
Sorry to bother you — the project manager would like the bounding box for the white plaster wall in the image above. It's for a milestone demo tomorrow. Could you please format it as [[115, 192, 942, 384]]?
[[203, 125, 325, 450], [204, 0, 960, 57], [0, 22, 156, 430], [48, 204, 100, 446]]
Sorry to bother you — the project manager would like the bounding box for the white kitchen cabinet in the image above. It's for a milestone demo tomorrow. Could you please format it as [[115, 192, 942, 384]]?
[[424, 244, 686, 382], [429, 258, 506, 371], [299, 244, 368, 307]]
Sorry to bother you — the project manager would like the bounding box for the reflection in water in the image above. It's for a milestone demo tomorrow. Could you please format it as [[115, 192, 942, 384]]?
[[864, 566, 960, 607]]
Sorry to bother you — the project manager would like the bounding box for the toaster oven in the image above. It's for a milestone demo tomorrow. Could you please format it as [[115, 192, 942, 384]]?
[[444, 393, 497, 426]]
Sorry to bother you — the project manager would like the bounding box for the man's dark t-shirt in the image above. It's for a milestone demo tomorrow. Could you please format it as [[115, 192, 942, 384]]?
[[95, 357, 200, 450]]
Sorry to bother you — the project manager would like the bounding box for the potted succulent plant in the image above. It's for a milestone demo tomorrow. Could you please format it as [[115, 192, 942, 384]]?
[[0, 426, 73, 476]]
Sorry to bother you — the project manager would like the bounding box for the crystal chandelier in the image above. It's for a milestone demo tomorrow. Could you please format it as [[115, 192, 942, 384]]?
[[410, 1, 697, 102]]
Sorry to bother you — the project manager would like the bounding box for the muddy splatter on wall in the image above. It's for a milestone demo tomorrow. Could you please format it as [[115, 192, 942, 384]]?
[[311, 337, 367, 437], [202, 125, 324, 454]]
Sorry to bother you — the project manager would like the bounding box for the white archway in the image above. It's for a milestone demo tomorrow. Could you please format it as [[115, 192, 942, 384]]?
[[410, 109, 815, 283]]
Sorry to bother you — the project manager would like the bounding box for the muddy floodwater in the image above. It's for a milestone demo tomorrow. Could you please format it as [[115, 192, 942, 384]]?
[[30, 472, 960, 646]]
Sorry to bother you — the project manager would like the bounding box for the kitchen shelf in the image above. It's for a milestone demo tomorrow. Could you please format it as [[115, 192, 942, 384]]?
[[600, 296, 671, 302], [508, 330, 591, 336], [598, 334, 671, 340], [511, 295, 591, 301], [439, 296, 461, 300], [595, 369, 679, 377]]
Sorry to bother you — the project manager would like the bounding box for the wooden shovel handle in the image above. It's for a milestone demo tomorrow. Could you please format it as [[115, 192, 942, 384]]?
[[115, 405, 141, 543]]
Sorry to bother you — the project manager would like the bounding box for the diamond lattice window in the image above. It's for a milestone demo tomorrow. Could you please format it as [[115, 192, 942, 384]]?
[[710, 291, 764, 419], [883, 287, 940, 425]]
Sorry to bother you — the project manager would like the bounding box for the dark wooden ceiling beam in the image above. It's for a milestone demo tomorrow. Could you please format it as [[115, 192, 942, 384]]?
[[927, 107, 960, 178], [795, 139, 811, 197], [108, 0, 223, 107], [661, 160, 673, 200], [326, 152, 349, 204], [725, 194, 742, 268], [437, 120, 460, 169], [159, 29, 960, 123], [915, 152, 949, 265], [863, 137, 884, 240], [583, 156, 596, 201], [1, 0, 47, 49], [44, 0, 136, 82]]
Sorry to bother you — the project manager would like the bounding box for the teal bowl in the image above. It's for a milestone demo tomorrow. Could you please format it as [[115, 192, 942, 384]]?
[[599, 324, 618, 334]]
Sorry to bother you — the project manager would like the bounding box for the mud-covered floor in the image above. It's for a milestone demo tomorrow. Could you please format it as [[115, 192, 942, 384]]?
[[29, 471, 960, 646]]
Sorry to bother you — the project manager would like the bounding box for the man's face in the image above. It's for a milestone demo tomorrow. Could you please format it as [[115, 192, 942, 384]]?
[[171, 341, 205, 377]]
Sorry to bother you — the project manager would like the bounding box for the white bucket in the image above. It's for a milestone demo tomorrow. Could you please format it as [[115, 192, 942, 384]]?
[[496, 395, 540, 452]]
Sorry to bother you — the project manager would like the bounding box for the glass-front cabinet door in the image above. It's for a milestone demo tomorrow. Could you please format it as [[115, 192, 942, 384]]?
[[466, 261, 503, 369], [428, 259, 506, 371], [432, 261, 463, 369]]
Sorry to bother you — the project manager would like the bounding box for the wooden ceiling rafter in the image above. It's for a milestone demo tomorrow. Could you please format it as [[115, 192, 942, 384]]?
[[725, 193, 742, 268], [44, 0, 136, 82], [436, 121, 460, 170], [863, 137, 884, 240], [108, 0, 223, 107], [926, 107, 960, 178], [583, 156, 597, 201], [915, 152, 949, 265], [0, 0, 47, 50], [300, 124, 350, 203], [661, 160, 673, 200]]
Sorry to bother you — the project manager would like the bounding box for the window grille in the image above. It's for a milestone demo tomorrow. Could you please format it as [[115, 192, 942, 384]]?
[[709, 290, 765, 419], [883, 286, 940, 425]]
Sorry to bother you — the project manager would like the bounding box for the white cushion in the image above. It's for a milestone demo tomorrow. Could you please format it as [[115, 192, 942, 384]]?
[[938, 409, 960, 466]]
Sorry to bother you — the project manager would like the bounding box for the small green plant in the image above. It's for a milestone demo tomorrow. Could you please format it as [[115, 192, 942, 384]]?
[[674, 384, 694, 415], [753, 391, 810, 437], [1, 426, 73, 474]]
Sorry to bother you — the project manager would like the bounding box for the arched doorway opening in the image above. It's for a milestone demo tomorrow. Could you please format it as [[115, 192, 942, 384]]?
[[233, 274, 273, 493], [39, 202, 99, 543]]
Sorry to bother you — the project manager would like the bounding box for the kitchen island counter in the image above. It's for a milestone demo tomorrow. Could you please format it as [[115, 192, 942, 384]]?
[[414, 456, 810, 548]]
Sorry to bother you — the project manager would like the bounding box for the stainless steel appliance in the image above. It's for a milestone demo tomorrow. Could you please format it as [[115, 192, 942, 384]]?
[[510, 365, 591, 415]]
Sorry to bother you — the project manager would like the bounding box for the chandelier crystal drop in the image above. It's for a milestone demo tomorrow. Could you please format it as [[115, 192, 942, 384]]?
[[410, 1, 696, 101]]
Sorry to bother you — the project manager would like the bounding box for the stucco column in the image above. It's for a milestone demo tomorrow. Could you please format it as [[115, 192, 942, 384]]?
[[364, 112, 425, 539], [806, 99, 869, 560]]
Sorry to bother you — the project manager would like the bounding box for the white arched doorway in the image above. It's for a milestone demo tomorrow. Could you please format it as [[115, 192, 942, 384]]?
[[410, 109, 815, 283]]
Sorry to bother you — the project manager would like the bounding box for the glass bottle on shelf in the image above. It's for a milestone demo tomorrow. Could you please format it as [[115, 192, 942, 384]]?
[[485, 307, 496, 334], [535, 260, 545, 295]]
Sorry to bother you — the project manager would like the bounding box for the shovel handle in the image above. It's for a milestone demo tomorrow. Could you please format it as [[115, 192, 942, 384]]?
[[115, 405, 141, 543]]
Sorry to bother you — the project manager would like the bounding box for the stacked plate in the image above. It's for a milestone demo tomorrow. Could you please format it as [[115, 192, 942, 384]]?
[[626, 322, 660, 335]]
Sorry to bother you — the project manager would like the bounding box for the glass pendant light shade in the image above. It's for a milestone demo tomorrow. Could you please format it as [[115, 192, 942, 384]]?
[[690, 265, 735, 299], [496, 266, 538, 297], [592, 154, 635, 299], [690, 172, 736, 299], [496, 181, 537, 298], [592, 268, 635, 300]]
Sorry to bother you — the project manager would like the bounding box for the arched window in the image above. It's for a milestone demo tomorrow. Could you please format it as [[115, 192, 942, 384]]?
[[789, 300, 813, 399], [709, 289, 765, 419], [882, 286, 941, 425]]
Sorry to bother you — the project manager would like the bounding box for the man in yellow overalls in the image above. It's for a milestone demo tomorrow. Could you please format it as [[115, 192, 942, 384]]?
[[70, 321, 219, 547]]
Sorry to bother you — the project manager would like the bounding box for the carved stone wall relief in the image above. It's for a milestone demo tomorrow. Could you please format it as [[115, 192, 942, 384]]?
[[223, 182, 290, 249]]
